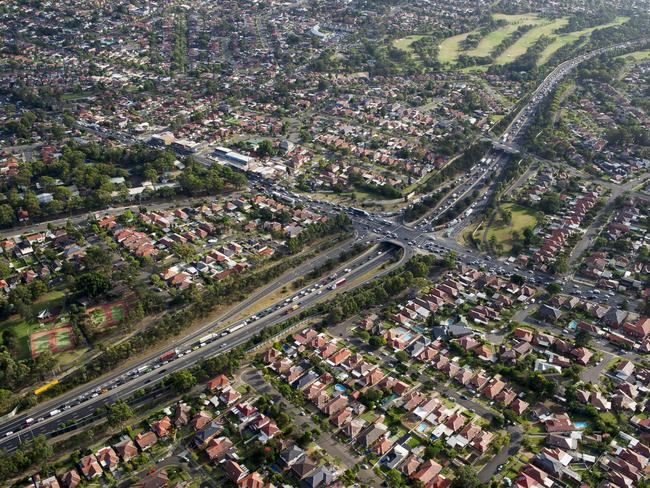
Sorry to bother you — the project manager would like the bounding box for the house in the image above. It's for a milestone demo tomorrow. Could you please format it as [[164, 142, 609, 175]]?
[[114, 438, 138, 462], [207, 374, 230, 391], [411, 459, 442, 485], [301, 465, 337, 488], [132, 469, 169, 488], [219, 386, 242, 406], [470, 431, 495, 453], [135, 431, 158, 451], [95, 446, 119, 471], [344, 418, 366, 439], [223, 460, 249, 484], [547, 433, 578, 450], [192, 411, 212, 431], [174, 403, 191, 427], [78, 454, 103, 479], [280, 444, 306, 467], [483, 378, 505, 399], [40, 476, 60, 488], [514, 328, 534, 342], [571, 347, 593, 365], [358, 422, 389, 447], [152, 416, 172, 437], [60, 470, 81, 488], [292, 457, 318, 479], [194, 420, 222, 447], [615, 360, 635, 380], [331, 407, 353, 428], [206, 436, 233, 461], [545, 414, 575, 433], [238, 472, 267, 488], [539, 304, 563, 323], [603, 308, 628, 328], [623, 317, 650, 339]]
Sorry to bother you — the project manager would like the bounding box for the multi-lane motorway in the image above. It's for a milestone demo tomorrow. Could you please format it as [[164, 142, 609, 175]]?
[[1, 40, 646, 453], [0, 241, 401, 451]]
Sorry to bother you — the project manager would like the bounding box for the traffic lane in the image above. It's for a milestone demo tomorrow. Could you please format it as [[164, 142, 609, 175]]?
[[1, 325, 257, 451], [0, 234, 377, 436], [0, 250, 398, 449]]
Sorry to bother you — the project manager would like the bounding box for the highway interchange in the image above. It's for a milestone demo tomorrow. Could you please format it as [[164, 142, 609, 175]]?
[[0, 39, 647, 454]]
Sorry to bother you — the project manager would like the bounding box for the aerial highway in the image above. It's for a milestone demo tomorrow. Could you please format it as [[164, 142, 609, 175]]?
[[0, 40, 644, 454], [0, 240, 403, 451]]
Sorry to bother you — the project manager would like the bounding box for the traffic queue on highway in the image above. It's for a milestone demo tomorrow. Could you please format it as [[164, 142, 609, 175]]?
[[1, 258, 375, 440]]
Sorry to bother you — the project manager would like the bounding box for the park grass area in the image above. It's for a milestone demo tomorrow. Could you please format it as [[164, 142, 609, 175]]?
[[392, 35, 426, 53], [458, 219, 484, 248], [537, 16, 630, 65], [438, 32, 473, 64], [435, 13, 546, 65], [617, 48, 650, 62], [485, 203, 538, 253], [465, 13, 543, 58], [494, 17, 569, 65]]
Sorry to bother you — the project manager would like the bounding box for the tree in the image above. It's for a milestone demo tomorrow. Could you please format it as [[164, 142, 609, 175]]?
[[75, 271, 111, 297], [368, 335, 386, 349], [511, 274, 525, 286], [443, 250, 457, 269], [451, 466, 481, 488], [106, 400, 134, 429], [384, 469, 405, 488], [539, 192, 561, 214], [575, 329, 591, 348], [546, 282, 562, 295], [83, 246, 112, 271], [0, 204, 15, 227], [395, 350, 409, 363], [257, 140, 276, 157], [168, 370, 196, 393], [551, 255, 568, 275]]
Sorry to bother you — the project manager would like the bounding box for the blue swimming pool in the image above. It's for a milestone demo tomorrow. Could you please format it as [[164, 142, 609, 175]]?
[[416, 423, 428, 433], [334, 383, 347, 392], [568, 320, 577, 331], [575, 421, 588, 429]]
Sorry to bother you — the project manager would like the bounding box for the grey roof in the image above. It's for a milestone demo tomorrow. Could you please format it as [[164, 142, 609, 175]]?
[[280, 444, 305, 466]]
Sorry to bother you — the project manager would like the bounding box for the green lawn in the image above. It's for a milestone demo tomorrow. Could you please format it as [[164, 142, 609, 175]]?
[[438, 32, 473, 64], [2, 319, 41, 359], [392, 35, 426, 53], [465, 14, 543, 58], [617, 48, 650, 62], [486, 203, 539, 253], [494, 17, 569, 65], [537, 16, 630, 65]]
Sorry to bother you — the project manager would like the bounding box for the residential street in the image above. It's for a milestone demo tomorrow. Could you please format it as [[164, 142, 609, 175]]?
[[240, 368, 380, 485]]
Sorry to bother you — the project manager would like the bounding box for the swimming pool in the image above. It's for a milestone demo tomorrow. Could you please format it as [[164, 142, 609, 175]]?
[[575, 421, 588, 429], [568, 320, 577, 331], [416, 423, 428, 433], [334, 383, 346, 392]]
